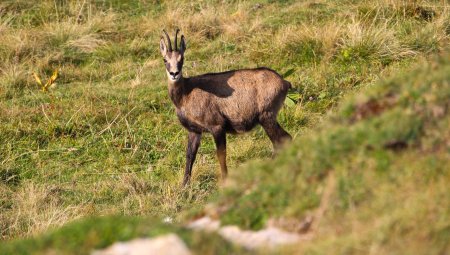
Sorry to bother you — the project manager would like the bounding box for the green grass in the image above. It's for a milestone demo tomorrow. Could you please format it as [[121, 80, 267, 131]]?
[[0, 0, 449, 254], [214, 53, 450, 254], [0, 216, 250, 255]]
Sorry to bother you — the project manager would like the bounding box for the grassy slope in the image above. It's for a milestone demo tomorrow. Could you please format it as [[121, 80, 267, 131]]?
[[0, 0, 449, 253], [217, 52, 450, 254], [2, 45, 449, 255]]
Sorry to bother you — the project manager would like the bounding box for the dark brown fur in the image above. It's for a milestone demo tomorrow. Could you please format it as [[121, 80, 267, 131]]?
[[160, 30, 291, 186]]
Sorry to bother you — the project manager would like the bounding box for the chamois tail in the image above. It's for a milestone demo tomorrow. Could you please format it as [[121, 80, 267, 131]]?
[[283, 80, 292, 90]]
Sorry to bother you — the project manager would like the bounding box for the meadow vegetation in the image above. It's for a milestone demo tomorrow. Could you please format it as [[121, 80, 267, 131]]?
[[217, 53, 450, 254], [0, 0, 449, 254]]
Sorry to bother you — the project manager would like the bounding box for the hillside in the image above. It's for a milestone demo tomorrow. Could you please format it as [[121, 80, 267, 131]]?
[[0, 0, 449, 254], [2, 45, 449, 255], [214, 52, 450, 254]]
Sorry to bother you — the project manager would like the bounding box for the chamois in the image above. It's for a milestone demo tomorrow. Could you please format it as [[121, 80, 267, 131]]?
[[159, 29, 292, 186]]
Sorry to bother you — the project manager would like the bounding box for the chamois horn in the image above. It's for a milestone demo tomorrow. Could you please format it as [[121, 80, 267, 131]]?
[[174, 28, 180, 51], [163, 29, 172, 52]]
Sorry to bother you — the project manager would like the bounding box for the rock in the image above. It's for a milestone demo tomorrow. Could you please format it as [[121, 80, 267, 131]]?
[[218, 226, 302, 250], [251, 3, 263, 11], [267, 215, 314, 233], [188, 216, 307, 250], [92, 234, 191, 255], [187, 216, 220, 232]]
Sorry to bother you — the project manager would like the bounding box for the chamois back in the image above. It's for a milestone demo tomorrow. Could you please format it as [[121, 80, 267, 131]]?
[[179, 67, 290, 133]]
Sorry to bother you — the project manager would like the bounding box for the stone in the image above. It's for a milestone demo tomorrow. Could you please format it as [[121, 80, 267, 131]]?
[[92, 233, 191, 255]]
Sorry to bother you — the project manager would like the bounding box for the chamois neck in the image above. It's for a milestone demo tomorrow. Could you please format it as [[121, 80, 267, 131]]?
[[167, 77, 185, 108]]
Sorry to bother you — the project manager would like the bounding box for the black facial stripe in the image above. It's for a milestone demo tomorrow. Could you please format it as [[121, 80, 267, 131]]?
[[177, 60, 183, 71], [163, 58, 183, 73]]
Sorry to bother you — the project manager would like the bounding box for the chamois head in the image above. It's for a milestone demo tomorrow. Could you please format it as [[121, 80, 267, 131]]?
[[160, 29, 186, 82]]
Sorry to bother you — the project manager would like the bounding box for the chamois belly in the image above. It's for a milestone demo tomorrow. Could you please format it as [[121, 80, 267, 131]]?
[[223, 115, 259, 134], [176, 105, 259, 134], [218, 95, 261, 133]]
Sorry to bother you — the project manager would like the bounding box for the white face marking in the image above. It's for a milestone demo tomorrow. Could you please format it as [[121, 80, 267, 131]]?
[[167, 70, 181, 81], [163, 51, 183, 82]]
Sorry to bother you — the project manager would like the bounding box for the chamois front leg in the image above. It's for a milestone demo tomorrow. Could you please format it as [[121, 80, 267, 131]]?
[[212, 129, 228, 182], [183, 131, 202, 186]]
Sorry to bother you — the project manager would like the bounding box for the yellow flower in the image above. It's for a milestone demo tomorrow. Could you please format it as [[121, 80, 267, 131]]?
[[33, 70, 58, 92]]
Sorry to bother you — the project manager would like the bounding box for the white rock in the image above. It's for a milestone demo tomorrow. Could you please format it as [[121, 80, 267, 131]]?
[[218, 226, 301, 250], [92, 234, 191, 255], [162, 216, 173, 223], [188, 216, 305, 250], [187, 216, 220, 232]]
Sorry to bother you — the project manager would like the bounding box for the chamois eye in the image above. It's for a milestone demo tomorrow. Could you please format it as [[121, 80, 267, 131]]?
[[163, 59, 167, 63]]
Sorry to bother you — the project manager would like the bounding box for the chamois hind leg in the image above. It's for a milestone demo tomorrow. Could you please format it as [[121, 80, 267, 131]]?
[[183, 131, 202, 186], [259, 114, 292, 150], [211, 128, 228, 182]]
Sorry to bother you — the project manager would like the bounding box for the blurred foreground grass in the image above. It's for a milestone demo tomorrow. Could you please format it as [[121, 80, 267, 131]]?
[[216, 52, 450, 254]]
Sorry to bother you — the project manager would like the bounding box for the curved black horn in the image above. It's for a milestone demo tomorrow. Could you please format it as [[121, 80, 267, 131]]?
[[163, 29, 172, 52], [174, 28, 180, 51]]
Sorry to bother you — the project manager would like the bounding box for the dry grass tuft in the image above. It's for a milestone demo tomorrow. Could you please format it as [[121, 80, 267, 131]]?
[[337, 17, 416, 62], [67, 34, 106, 53], [0, 62, 29, 90], [1, 182, 88, 239]]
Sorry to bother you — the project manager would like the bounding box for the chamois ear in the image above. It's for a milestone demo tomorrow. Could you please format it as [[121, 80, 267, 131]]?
[[159, 37, 167, 57], [180, 35, 186, 55]]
